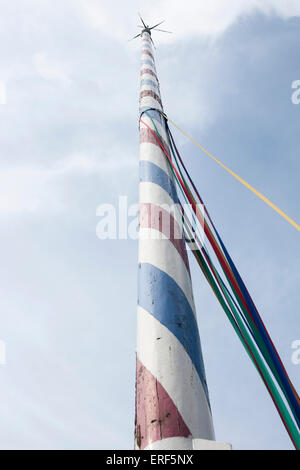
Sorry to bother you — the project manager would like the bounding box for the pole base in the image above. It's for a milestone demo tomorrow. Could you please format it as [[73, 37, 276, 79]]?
[[143, 437, 232, 450]]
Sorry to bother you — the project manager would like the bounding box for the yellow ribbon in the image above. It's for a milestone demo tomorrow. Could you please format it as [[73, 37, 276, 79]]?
[[163, 113, 300, 232]]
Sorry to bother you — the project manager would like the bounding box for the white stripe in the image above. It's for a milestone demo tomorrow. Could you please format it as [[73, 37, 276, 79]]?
[[139, 228, 196, 317], [140, 142, 170, 174], [140, 84, 159, 94], [140, 73, 158, 84], [140, 81, 159, 92], [137, 307, 215, 440], [144, 437, 231, 450], [144, 437, 193, 450], [141, 52, 154, 61], [140, 96, 162, 112]]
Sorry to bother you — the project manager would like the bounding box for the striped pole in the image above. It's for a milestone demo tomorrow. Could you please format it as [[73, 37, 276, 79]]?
[[135, 30, 215, 450]]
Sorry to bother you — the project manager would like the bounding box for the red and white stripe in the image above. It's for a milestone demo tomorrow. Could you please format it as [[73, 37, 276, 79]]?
[[135, 31, 215, 450]]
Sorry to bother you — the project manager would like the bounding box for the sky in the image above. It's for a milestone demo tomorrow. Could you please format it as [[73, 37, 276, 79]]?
[[0, 0, 299, 450]]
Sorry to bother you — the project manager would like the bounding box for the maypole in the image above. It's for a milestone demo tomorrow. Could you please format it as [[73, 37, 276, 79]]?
[[134, 19, 226, 451], [131, 15, 300, 450]]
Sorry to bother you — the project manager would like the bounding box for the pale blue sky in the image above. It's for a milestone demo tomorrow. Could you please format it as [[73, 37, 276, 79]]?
[[0, 1, 299, 450]]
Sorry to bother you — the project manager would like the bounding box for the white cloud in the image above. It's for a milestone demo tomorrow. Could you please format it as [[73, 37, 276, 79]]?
[[0, 1, 298, 450], [0, 166, 64, 213], [77, 0, 300, 40], [0, 81, 6, 105], [33, 52, 72, 85], [0, 153, 135, 213]]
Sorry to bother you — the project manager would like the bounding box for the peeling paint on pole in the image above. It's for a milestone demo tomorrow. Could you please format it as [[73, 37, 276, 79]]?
[[135, 31, 215, 450]]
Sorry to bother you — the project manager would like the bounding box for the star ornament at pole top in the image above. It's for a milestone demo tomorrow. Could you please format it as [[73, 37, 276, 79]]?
[[129, 13, 172, 47]]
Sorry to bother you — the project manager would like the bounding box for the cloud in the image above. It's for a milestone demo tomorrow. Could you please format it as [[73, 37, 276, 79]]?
[[76, 0, 300, 40], [0, 1, 298, 450], [0, 81, 6, 104], [0, 153, 135, 213], [33, 52, 72, 85]]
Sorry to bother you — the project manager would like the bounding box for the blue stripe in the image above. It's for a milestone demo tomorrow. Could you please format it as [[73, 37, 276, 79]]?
[[141, 79, 159, 90], [141, 59, 155, 67], [140, 160, 179, 204], [142, 43, 152, 51], [139, 108, 164, 128], [138, 263, 210, 404]]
